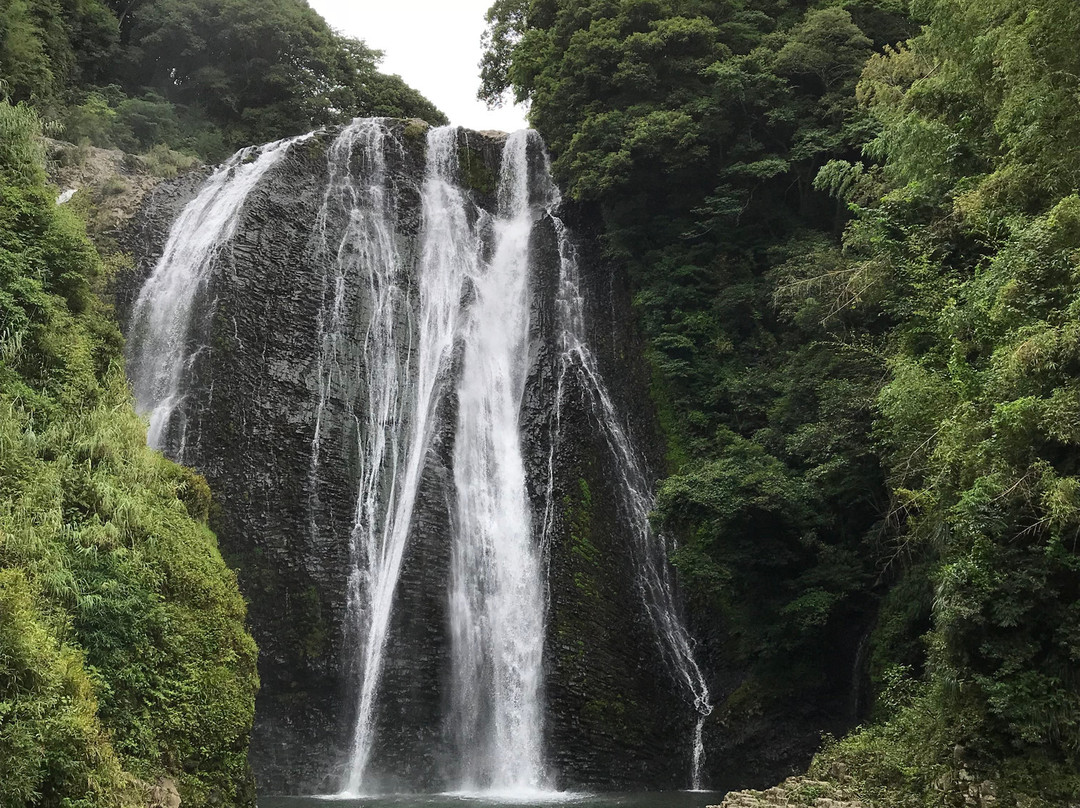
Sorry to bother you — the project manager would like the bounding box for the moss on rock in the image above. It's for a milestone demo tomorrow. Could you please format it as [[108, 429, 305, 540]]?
[[458, 143, 497, 195]]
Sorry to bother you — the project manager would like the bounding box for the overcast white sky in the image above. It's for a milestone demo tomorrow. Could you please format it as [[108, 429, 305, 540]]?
[[308, 0, 530, 132]]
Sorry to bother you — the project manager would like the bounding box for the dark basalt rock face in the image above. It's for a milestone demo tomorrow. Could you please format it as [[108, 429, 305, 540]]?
[[120, 120, 690, 794], [522, 208, 694, 790]]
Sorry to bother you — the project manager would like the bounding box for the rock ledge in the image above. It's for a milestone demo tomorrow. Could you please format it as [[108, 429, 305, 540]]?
[[711, 777, 864, 808]]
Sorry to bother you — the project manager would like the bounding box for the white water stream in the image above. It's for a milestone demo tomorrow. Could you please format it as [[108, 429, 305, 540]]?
[[127, 120, 709, 794], [448, 131, 548, 793], [325, 123, 482, 795], [127, 134, 307, 455]]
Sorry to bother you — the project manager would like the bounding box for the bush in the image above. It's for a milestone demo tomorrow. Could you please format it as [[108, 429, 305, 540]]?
[[59, 91, 118, 147], [0, 569, 130, 808], [139, 143, 200, 179]]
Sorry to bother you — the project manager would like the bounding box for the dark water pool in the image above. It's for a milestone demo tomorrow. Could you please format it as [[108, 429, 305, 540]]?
[[260, 791, 726, 808]]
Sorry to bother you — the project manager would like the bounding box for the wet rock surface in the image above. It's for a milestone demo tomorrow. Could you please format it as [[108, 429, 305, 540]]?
[[120, 120, 692, 794], [525, 207, 691, 789]]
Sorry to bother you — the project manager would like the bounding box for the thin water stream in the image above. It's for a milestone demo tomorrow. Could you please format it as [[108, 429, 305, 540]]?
[[127, 133, 310, 455], [545, 184, 714, 789]]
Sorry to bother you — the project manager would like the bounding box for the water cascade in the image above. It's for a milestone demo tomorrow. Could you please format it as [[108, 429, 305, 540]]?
[[546, 206, 714, 790], [309, 119, 412, 795], [448, 131, 548, 792], [126, 134, 308, 454], [314, 122, 490, 794], [125, 119, 711, 794]]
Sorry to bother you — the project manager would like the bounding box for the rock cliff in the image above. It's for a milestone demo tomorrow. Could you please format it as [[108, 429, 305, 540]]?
[[120, 119, 693, 793]]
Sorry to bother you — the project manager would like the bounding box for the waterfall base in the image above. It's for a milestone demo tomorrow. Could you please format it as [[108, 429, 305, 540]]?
[[262, 790, 725, 807]]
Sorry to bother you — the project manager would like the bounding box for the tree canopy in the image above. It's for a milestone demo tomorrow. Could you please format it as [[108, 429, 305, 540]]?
[[0, 0, 447, 158]]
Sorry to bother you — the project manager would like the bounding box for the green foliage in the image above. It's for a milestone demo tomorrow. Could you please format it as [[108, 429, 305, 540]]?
[[478, 0, 528, 106], [0, 569, 129, 808], [661, 430, 876, 686], [0, 100, 256, 806], [488, 0, 1080, 800], [0, 0, 119, 103], [118, 0, 440, 145], [809, 689, 955, 808], [798, 0, 1080, 800], [0, 99, 47, 182], [482, 0, 901, 728], [0, 0, 446, 161], [364, 72, 446, 126]]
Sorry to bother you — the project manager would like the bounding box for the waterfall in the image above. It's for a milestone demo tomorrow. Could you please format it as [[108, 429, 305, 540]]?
[[546, 202, 714, 790], [128, 118, 711, 794], [333, 123, 480, 795], [126, 134, 306, 455], [332, 126, 550, 793], [448, 130, 548, 793]]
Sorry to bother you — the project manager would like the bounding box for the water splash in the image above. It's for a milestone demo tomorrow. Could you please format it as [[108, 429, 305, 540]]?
[[127, 134, 306, 454], [448, 130, 549, 791]]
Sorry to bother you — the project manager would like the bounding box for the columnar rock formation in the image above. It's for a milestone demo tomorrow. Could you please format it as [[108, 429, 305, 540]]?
[[121, 119, 705, 794]]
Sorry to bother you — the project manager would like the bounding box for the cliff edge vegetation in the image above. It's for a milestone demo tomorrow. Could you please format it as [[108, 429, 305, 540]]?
[[0, 99, 257, 807]]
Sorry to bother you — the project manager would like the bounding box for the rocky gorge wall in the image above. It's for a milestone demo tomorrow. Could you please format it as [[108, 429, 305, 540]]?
[[118, 120, 695, 794]]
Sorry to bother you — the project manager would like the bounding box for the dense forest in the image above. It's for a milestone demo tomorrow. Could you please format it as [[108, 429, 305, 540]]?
[[482, 0, 1080, 803], [0, 0, 446, 160]]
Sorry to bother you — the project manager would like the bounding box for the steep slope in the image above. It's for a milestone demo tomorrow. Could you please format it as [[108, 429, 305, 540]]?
[[0, 101, 257, 807]]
